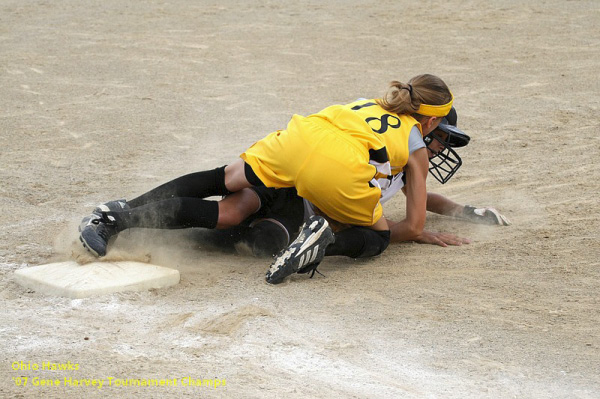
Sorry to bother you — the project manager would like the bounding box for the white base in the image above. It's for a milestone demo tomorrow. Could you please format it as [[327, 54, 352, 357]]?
[[14, 261, 180, 298]]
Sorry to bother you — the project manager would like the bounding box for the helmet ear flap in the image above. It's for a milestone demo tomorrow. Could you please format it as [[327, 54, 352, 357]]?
[[444, 107, 458, 126]]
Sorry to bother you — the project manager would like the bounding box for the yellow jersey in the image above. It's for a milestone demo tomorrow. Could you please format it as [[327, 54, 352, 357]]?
[[241, 99, 421, 226]]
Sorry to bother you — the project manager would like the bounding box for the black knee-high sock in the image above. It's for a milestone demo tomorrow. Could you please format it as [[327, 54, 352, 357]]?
[[325, 227, 390, 258], [127, 166, 230, 208], [109, 198, 219, 231]]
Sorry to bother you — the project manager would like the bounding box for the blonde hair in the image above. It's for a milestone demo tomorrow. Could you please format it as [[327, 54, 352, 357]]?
[[376, 74, 452, 118]]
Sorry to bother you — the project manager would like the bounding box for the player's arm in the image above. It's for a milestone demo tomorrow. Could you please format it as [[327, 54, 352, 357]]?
[[425, 192, 464, 216], [387, 218, 470, 247], [399, 188, 462, 216], [395, 187, 470, 247], [426, 191, 511, 225], [427, 193, 511, 226], [402, 188, 511, 226], [387, 147, 428, 242]]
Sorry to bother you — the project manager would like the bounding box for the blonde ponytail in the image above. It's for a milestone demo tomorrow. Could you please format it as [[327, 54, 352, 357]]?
[[377, 74, 452, 117]]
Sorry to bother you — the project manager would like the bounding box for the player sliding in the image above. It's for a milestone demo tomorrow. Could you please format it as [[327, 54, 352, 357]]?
[[202, 106, 510, 262], [214, 107, 509, 264], [79, 74, 508, 284]]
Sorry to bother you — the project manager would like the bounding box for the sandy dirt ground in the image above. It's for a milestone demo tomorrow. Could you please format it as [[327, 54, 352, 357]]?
[[1, 0, 599, 398]]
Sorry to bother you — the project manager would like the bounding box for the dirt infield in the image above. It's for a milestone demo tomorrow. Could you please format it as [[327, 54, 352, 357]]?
[[1, 0, 599, 397]]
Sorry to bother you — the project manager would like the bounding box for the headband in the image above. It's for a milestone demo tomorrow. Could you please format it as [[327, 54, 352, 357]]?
[[417, 92, 454, 117]]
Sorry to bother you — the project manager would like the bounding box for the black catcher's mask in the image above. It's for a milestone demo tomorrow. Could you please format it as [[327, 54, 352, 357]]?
[[423, 107, 470, 184]]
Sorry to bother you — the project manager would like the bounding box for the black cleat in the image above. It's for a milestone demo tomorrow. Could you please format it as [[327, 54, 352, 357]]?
[[265, 215, 334, 284], [78, 200, 127, 257], [78, 213, 118, 257]]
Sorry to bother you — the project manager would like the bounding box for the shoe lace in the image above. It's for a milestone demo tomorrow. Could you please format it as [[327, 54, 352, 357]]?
[[297, 263, 325, 279], [91, 212, 117, 240]]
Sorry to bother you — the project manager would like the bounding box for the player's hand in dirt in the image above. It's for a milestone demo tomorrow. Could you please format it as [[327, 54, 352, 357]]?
[[462, 205, 511, 226], [414, 231, 471, 247]]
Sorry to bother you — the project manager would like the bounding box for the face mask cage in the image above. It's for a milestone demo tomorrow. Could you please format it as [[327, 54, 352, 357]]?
[[424, 133, 463, 184]]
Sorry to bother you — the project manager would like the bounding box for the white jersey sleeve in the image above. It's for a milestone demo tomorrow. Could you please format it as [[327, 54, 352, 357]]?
[[379, 126, 424, 204]]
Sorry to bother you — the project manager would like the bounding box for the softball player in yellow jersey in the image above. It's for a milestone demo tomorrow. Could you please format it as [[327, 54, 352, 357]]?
[[79, 74, 454, 284], [241, 99, 419, 226]]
